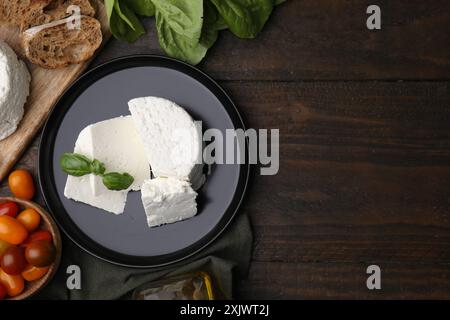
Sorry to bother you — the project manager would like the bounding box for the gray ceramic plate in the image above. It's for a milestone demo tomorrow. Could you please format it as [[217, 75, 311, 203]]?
[[39, 55, 249, 267]]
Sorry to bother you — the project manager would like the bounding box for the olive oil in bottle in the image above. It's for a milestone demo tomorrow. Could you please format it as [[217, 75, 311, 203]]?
[[132, 272, 216, 300]]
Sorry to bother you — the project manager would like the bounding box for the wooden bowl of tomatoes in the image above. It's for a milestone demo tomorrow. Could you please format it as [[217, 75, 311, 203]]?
[[0, 196, 62, 300]]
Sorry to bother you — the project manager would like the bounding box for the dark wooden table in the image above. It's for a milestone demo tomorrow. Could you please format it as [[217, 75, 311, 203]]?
[[2, 0, 450, 299]]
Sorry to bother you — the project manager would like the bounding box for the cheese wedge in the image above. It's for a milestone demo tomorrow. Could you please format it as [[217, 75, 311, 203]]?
[[141, 177, 197, 227], [64, 126, 128, 214], [88, 116, 150, 196], [128, 97, 205, 190]]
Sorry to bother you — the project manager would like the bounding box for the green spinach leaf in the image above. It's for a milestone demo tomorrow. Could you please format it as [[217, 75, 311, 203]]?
[[152, 0, 204, 41], [215, 13, 228, 31], [106, 0, 281, 65], [204, 0, 227, 31], [106, 0, 145, 43], [124, 0, 155, 17], [105, 0, 115, 19], [210, 0, 274, 39], [155, 12, 209, 65], [201, 0, 220, 46], [114, 0, 137, 30], [153, 0, 210, 65]]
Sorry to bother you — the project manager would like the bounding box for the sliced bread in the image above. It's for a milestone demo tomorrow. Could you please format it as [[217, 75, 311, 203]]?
[[44, 0, 95, 22], [0, 0, 96, 30], [22, 15, 102, 69], [0, 0, 52, 30]]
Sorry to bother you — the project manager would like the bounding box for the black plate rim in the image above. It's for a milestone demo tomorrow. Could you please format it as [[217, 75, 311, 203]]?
[[38, 54, 250, 268]]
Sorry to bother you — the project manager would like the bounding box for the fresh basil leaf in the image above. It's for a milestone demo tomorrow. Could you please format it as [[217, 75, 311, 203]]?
[[210, 0, 274, 39], [60, 153, 92, 177], [107, 0, 145, 43], [102, 172, 134, 191], [152, 0, 203, 42], [124, 0, 155, 16], [90, 159, 106, 176]]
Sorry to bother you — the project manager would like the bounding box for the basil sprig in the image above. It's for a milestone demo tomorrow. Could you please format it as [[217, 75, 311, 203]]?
[[90, 159, 106, 176], [60, 153, 134, 191]]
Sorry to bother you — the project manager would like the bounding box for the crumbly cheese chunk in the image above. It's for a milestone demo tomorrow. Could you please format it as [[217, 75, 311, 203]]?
[[0, 41, 30, 141], [63, 126, 128, 215], [88, 116, 150, 196], [141, 177, 198, 227], [128, 97, 205, 190]]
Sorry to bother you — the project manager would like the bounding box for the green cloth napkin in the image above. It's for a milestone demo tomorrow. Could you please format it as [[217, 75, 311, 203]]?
[[34, 214, 253, 300]]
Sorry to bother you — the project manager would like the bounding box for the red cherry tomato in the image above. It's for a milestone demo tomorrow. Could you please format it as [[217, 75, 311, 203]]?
[[0, 282, 6, 300], [25, 240, 56, 267], [22, 230, 53, 247], [0, 202, 20, 218], [0, 246, 27, 275], [0, 239, 11, 257]]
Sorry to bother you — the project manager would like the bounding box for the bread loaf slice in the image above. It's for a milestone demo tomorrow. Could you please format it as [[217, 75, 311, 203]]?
[[22, 15, 102, 69], [0, 0, 96, 31], [0, 0, 52, 30], [44, 0, 95, 22]]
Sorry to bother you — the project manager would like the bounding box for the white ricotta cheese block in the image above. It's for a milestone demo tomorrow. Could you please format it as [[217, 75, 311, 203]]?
[[128, 97, 205, 190], [88, 116, 150, 196], [0, 41, 31, 141], [63, 126, 128, 215], [141, 177, 198, 227]]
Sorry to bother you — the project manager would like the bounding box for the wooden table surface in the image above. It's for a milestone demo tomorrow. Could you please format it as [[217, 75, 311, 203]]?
[[1, 0, 450, 299]]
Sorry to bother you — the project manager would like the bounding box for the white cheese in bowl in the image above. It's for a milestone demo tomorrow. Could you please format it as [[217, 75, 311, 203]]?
[[0, 41, 31, 141], [141, 177, 198, 227], [128, 97, 205, 190]]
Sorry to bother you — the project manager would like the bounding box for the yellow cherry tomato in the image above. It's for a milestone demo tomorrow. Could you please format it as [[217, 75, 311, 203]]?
[[22, 265, 49, 281], [0, 268, 24, 297], [0, 216, 29, 245], [17, 209, 41, 232], [8, 169, 35, 200]]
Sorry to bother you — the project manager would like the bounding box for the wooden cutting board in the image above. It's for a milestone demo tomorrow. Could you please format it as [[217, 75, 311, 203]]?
[[0, 0, 110, 181]]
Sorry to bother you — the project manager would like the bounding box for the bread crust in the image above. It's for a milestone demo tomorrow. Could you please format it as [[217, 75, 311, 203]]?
[[0, 0, 52, 30], [44, 0, 95, 22], [22, 15, 102, 69], [0, 0, 96, 30]]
